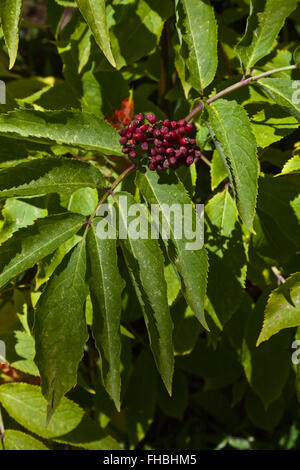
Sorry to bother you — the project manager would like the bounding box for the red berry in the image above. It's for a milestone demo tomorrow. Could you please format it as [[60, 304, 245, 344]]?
[[149, 163, 155, 171], [145, 113, 156, 124], [129, 150, 137, 158], [185, 123, 194, 133], [119, 136, 128, 145], [140, 124, 149, 132]]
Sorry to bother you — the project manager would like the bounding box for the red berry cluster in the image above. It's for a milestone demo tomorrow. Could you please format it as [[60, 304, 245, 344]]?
[[118, 113, 201, 171]]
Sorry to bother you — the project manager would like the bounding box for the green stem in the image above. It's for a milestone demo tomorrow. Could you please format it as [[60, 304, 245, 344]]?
[[185, 64, 299, 122], [87, 164, 136, 225]]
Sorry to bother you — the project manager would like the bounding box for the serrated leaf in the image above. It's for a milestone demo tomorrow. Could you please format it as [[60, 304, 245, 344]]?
[[236, 0, 298, 74], [250, 103, 299, 148], [0, 0, 23, 69], [0, 110, 123, 155], [0, 198, 47, 244], [67, 187, 98, 216], [205, 189, 248, 328], [136, 169, 209, 329], [0, 383, 121, 449], [0, 213, 85, 290], [3, 430, 49, 450], [242, 292, 291, 408], [0, 158, 105, 199], [258, 78, 300, 118], [175, 0, 218, 92], [164, 264, 181, 306], [35, 234, 82, 290], [11, 330, 39, 376], [87, 219, 124, 410], [75, 0, 116, 67], [106, 0, 173, 70], [280, 154, 300, 175], [210, 149, 228, 190], [257, 273, 300, 345], [34, 239, 89, 421], [115, 192, 174, 394], [205, 99, 258, 230]]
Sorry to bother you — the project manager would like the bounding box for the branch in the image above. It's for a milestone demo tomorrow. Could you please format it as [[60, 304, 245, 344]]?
[[185, 64, 299, 122], [85, 163, 136, 225]]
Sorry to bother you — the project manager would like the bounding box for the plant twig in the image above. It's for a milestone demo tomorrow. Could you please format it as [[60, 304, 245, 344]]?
[[185, 64, 299, 122], [85, 163, 136, 225]]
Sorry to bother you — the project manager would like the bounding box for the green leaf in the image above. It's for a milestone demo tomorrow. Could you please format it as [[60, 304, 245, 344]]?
[[136, 169, 209, 329], [0, 158, 105, 199], [175, 0, 218, 93], [0, 213, 85, 290], [258, 78, 300, 117], [75, 0, 116, 67], [294, 45, 300, 64], [0, 0, 23, 69], [205, 99, 258, 230], [34, 239, 89, 421], [11, 331, 39, 376], [257, 273, 300, 345], [67, 187, 98, 216], [280, 154, 300, 175], [3, 430, 49, 450], [0, 110, 123, 155], [254, 175, 300, 258], [35, 235, 82, 290], [242, 292, 291, 408], [210, 149, 228, 190], [124, 350, 157, 446], [236, 0, 298, 74], [246, 389, 286, 431], [164, 264, 181, 306], [173, 303, 202, 356], [178, 338, 242, 390], [106, 0, 173, 70], [0, 198, 47, 244], [249, 103, 299, 148], [205, 189, 248, 329], [0, 383, 121, 449], [86, 219, 124, 410], [115, 191, 174, 394]]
